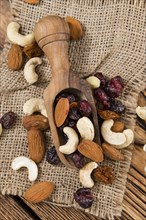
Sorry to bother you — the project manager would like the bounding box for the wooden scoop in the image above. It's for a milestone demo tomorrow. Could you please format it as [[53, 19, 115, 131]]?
[[34, 16, 100, 169]]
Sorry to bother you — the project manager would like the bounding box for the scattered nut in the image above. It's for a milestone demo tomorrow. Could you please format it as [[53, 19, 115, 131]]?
[[114, 129, 134, 149], [137, 91, 146, 107], [111, 120, 125, 132], [7, 44, 24, 70], [23, 182, 55, 203], [79, 162, 98, 188], [78, 140, 104, 162], [0, 123, 2, 136], [23, 42, 43, 59], [28, 129, 45, 163], [77, 117, 94, 141], [55, 98, 69, 127], [102, 142, 125, 161], [93, 166, 115, 184], [24, 57, 42, 84], [101, 119, 126, 145], [59, 127, 79, 154], [22, 115, 49, 130], [86, 76, 100, 89], [136, 106, 146, 121], [24, 0, 40, 5], [23, 98, 47, 117], [7, 21, 35, 47], [11, 156, 38, 182], [65, 16, 83, 40], [98, 110, 120, 120], [143, 144, 146, 152]]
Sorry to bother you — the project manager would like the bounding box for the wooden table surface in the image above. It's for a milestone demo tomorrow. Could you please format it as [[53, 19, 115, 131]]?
[[0, 0, 145, 219]]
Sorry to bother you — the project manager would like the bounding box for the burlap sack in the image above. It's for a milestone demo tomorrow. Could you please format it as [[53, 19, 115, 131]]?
[[0, 0, 145, 219]]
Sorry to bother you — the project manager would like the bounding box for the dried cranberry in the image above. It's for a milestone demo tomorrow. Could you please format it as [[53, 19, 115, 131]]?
[[94, 88, 109, 103], [110, 99, 125, 113], [0, 111, 16, 129], [105, 76, 124, 98], [69, 151, 85, 168], [95, 72, 106, 87], [74, 188, 94, 209], [46, 146, 61, 165], [78, 100, 92, 117], [69, 107, 81, 121]]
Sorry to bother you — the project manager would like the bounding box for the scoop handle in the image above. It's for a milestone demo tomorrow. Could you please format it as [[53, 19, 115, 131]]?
[[34, 16, 70, 78]]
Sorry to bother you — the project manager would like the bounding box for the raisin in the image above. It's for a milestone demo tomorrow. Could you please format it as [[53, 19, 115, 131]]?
[[78, 100, 92, 117], [74, 188, 94, 209], [69, 151, 86, 168], [110, 99, 125, 113], [46, 146, 61, 165], [0, 111, 16, 129], [69, 107, 81, 121]]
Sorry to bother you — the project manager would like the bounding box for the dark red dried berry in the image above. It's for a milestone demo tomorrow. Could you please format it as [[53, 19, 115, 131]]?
[[95, 72, 106, 88], [78, 100, 92, 117], [105, 76, 124, 98], [74, 188, 94, 209], [0, 111, 16, 129], [69, 107, 81, 121], [46, 146, 61, 165], [110, 99, 125, 113], [69, 151, 85, 168], [94, 88, 109, 103]]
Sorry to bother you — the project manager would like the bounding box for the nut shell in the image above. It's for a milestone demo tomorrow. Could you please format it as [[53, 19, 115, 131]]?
[[7, 44, 24, 70], [28, 129, 45, 163], [23, 182, 55, 203]]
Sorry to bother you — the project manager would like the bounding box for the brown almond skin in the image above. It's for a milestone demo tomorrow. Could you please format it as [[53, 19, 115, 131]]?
[[7, 44, 24, 70], [24, 0, 40, 4], [111, 120, 125, 132], [97, 110, 120, 120], [78, 140, 104, 162], [23, 182, 55, 203], [66, 16, 83, 40], [23, 115, 49, 131], [102, 142, 124, 161], [23, 42, 43, 59], [54, 98, 69, 127], [28, 129, 45, 163]]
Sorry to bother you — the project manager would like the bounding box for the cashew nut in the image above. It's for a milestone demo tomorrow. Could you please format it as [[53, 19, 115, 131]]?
[[114, 129, 134, 149], [86, 76, 100, 89], [24, 57, 42, 84], [11, 156, 38, 182], [7, 22, 35, 47], [79, 162, 98, 188], [76, 117, 94, 141], [136, 106, 146, 121], [143, 144, 146, 152], [59, 127, 79, 154], [23, 98, 47, 117], [0, 123, 2, 136], [101, 119, 126, 145]]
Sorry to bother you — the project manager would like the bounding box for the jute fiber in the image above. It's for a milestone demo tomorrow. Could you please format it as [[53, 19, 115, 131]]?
[[0, 0, 145, 219]]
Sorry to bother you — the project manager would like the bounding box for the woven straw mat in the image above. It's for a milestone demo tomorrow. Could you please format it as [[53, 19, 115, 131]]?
[[0, 0, 145, 219]]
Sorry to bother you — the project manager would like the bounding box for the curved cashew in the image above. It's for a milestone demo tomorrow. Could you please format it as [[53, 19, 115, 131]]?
[[11, 156, 38, 182], [23, 98, 47, 117], [59, 127, 79, 154], [114, 129, 134, 149], [86, 76, 100, 89], [143, 144, 146, 152], [24, 57, 42, 84], [101, 119, 126, 145], [136, 106, 146, 121], [79, 162, 98, 188], [7, 22, 35, 47], [0, 123, 2, 136], [76, 117, 94, 141]]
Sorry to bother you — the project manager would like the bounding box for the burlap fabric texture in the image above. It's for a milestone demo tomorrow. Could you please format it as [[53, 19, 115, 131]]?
[[0, 0, 145, 219]]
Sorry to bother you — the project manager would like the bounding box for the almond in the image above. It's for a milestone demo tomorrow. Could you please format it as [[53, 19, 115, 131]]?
[[97, 110, 120, 120], [23, 182, 55, 203], [7, 44, 24, 70], [23, 42, 43, 59], [111, 120, 125, 132], [65, 16, 83, 40], [78, 140, 104, 162], [23, 115, 49, 130], [102, 142, 124, 161], [24, 0, 40, 4], [54, 98, 69, 127], [28, 129, 45, 163]]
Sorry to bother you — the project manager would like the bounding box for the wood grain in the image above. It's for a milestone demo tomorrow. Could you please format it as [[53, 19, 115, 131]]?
[[0, 1, 145, 220]]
